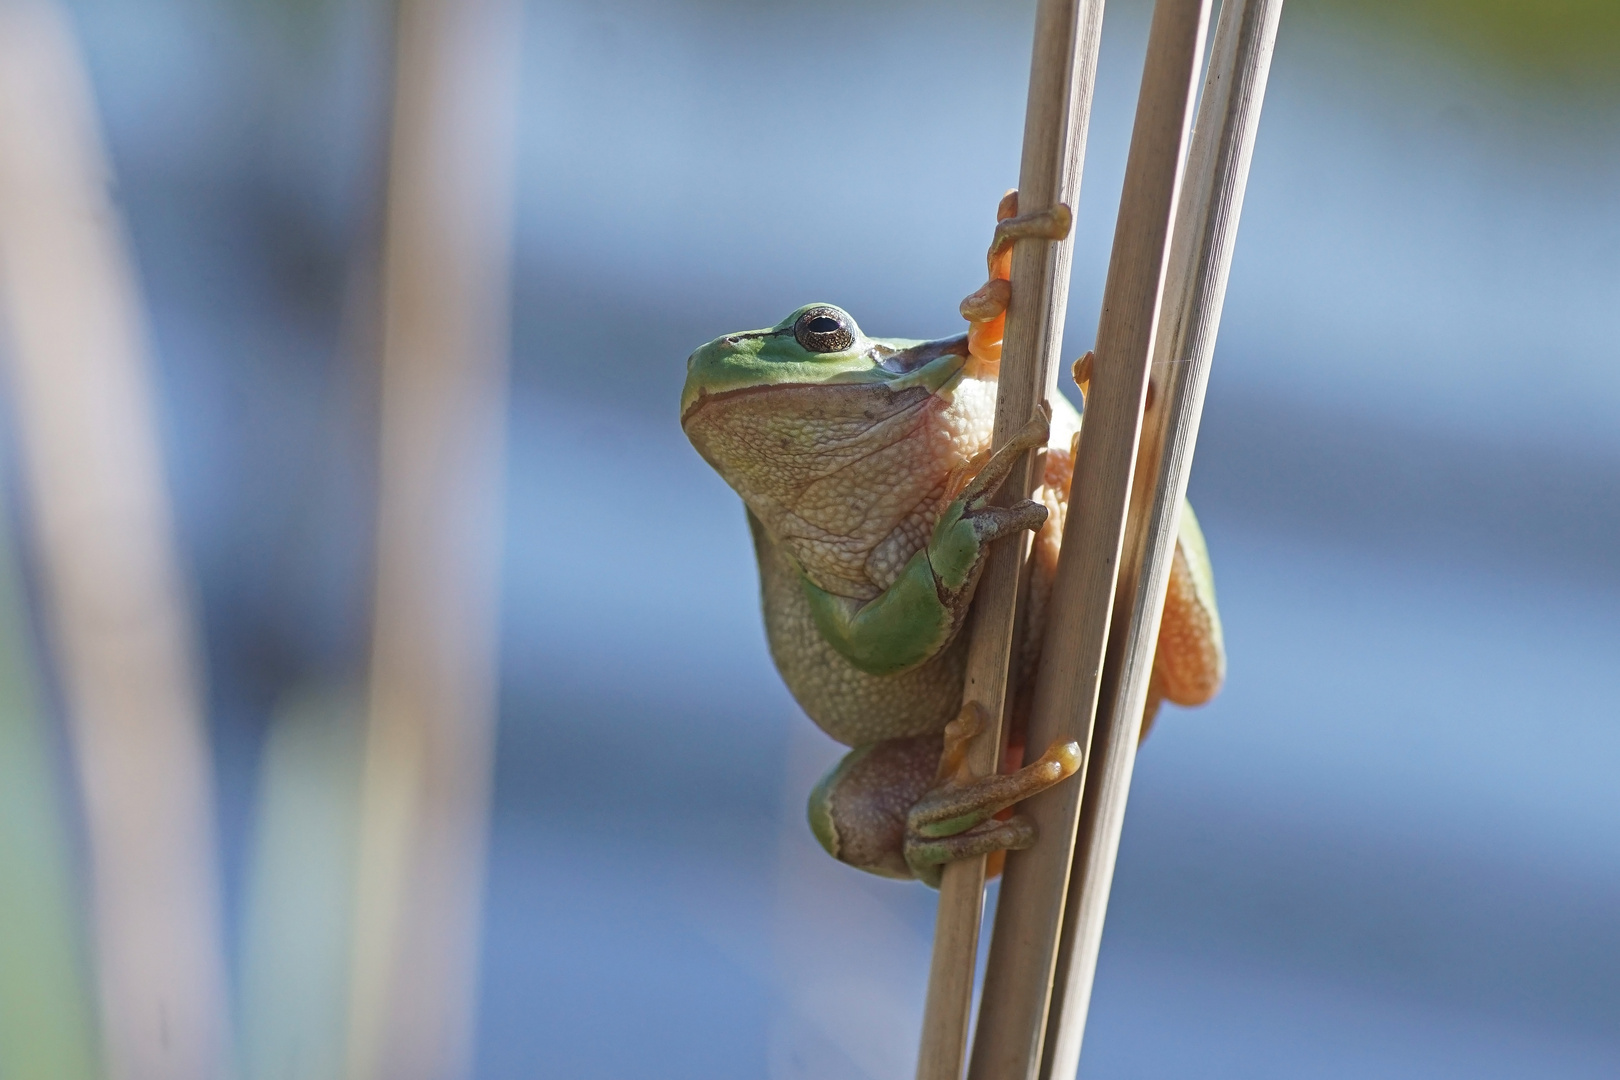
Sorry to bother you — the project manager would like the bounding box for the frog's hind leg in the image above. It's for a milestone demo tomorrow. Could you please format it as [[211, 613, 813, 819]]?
[[807, 706, 1082, 887], [807, 735, 941, 880], [1139, 502, 1227, 743], [1153, 504, 1226, 708]]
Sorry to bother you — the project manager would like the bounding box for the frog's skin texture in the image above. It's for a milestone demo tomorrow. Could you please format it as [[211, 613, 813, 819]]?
[[680, 198, 1225, 885]]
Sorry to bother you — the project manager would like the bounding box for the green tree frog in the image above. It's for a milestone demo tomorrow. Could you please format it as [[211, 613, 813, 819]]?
[[680, 193, 1225, 886]]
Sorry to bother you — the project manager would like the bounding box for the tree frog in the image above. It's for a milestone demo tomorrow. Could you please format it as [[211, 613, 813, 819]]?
[[680, 193, 1225, 886]]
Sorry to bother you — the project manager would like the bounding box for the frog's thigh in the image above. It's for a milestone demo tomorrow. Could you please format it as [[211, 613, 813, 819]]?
[[1151, 504, 1226, 707], [808, 735, 940, 880]]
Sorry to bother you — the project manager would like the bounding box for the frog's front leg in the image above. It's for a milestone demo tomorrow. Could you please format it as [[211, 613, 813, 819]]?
[[959, 189, 1074, 370], [808, 705, 1081, 885], [797, 409, 1052, 677]]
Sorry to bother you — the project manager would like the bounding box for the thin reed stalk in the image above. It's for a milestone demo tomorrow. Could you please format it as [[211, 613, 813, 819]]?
[[1040, 2, 1285, 1074], [342, 0, 520, 1077], [915, 2, 1105, 1078], [968, 1, 1212, 1077], [0, 3, 231, 1077]]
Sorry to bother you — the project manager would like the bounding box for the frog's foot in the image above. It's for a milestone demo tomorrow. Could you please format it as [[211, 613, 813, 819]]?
[[902, 704, 1082, 887], [960, 190, 1074, 369], [929, 408, 1052, 601]]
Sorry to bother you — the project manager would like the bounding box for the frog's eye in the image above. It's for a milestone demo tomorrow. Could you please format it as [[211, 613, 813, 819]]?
[[793, 306, 856, 353]]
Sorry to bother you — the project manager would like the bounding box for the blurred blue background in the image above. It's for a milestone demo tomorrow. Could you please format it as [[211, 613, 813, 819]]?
[[49, 0, 1620, 1075]]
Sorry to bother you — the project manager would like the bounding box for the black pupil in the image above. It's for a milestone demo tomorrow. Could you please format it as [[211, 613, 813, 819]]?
[[795, 308, 854, 353]]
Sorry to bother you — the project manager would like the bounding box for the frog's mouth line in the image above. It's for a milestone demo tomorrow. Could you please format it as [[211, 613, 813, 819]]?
[[679, 378, 869, 427], [680, 334, 972, 428]]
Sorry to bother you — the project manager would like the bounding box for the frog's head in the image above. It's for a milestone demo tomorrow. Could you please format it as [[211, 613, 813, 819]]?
[[679, 304, 973, 501], [679, 303, 969, 420], [680, 305, 983, 599]]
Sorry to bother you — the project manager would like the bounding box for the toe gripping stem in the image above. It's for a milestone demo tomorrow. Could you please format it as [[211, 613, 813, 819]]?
[[904, 702, 1083, 885], [956, 405, 1053, 544], [959, 195, 1075, 322]]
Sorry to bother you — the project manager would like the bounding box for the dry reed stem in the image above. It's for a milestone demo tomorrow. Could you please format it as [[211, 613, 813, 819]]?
[[342, 0, 520, 1077], [0, 4, 233, 1078], [1040, 2, 1285, 1074], [914, 3, 1106, 1078], [967, 1, 1211, 1077]]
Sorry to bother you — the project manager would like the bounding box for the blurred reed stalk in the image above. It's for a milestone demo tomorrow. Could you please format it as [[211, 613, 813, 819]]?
[[969, 0, 1211, 1076], [1040, 1, 1283, 1074], [342, 0, 520, 1076], [914, 1, 1104, 1078], [0, 3, 232, 1078]]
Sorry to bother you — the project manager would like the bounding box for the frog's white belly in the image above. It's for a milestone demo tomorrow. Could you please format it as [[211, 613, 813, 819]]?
[[744, 382, 1081, 749]]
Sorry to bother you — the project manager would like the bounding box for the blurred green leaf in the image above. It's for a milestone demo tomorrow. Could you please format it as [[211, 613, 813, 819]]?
[[239, 687, 366, 1080], [1305, 0, 1620, 84], [0, 499, 101, 1079]]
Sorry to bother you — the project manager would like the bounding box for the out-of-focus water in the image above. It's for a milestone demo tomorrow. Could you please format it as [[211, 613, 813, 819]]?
[[49, 0, 1620, 1076], [490, 394, 1620, 1078]]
